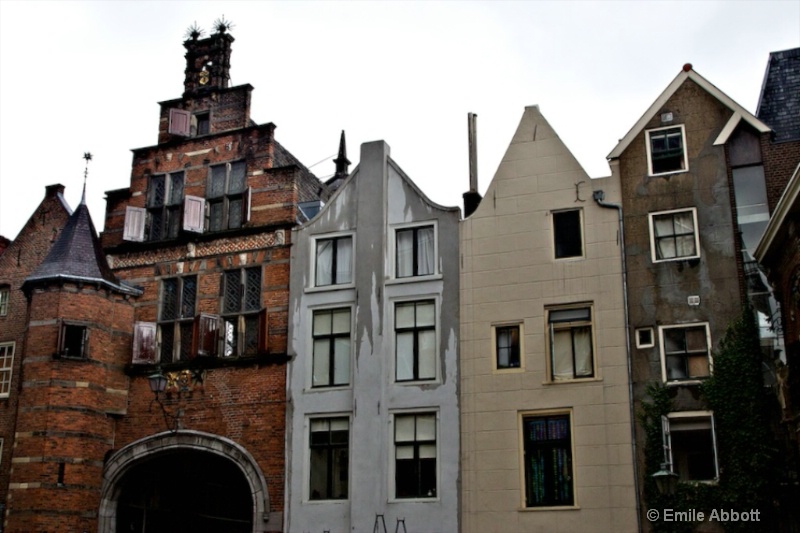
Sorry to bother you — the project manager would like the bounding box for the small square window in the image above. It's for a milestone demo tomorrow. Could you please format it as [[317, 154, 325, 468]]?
[[662, 412, 719, 481], [648, 208, 700, 262], [659, 324, 711, 382], [547, 306, 594, 381], [194, 112, 210, 136], [636, 328, 654, 349], [647, 125, 688, 175], [553, 210, 583, 259], [0, 287, 9, 317], [396, 225, 436, 278], [494, 324, 521, 369], [59, 323, 88, 359]]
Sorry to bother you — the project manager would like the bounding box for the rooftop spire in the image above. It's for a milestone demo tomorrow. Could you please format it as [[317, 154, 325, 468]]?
[[333, 130, 350, 180], [81, 152, 92, 205]]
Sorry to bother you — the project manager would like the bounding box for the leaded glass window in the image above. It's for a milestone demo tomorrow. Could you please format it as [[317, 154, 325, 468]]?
[[221, 267, 263, 357], [147, 171, 184, 241], [208, 161, 249, 232], [158, 276, 197, 363], [523, 414, 573, 507]]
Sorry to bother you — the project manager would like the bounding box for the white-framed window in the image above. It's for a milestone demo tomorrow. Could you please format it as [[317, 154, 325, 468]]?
[[552, 209, 583, 259], [0, 286, 9, 316], [0, 342, 15, 397], [493, 323, 523, 370], [208, 161, 251, 232], [395, 300, 436, 382], [648, 208, 700, 262], [659, 323, 712, 383], [312, 307, 351, 387], [309, 416, 349, 501], [395, 223, 436, 278], [520, 410, 574, 507], [393, 412, 437, 499], [662, 411, 719, 481], [547, 305, 594, 381], [646, 124, 688, 176], [636, 327, 655, 349], [314, 234, 353, 287]]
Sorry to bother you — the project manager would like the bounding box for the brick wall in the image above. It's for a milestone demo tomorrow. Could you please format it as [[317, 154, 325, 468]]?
[[763, 138, 800, 212]]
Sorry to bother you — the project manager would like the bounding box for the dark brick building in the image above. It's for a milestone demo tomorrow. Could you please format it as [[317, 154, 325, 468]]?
[[1, 24, 328, 533]]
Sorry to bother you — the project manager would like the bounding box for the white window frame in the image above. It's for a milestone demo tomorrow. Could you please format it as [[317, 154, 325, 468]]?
[[0, 342, 15, 398], [518, 408, 577, 509], [393, 297, 439, 384], [306, 414, 351, 502], [389, 409, 439, 502], [552, 208, 584, 260], [391, 221, 439, 281], [658, 323, 712, 384], [310, 305, 353, 389], [662, 411, 719, 481], [648, 207, 701, 263], [492, 322, 524, 372], [545, 304, 596, 382], [636, 327, 655, 349], [646, 124, 688, 176], [310, 231, 355, 289]]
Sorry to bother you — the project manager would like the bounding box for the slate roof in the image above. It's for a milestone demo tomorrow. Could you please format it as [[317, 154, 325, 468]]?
[[757, 47, 800, 142], [25, 200, 139, 295]]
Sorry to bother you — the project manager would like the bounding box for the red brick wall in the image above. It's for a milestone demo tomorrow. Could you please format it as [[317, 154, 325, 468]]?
[[763, 138, 800, 212], [0, 185, 71, 513]]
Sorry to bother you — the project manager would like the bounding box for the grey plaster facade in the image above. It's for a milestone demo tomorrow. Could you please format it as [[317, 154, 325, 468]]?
[[286, 141, 460, 533]]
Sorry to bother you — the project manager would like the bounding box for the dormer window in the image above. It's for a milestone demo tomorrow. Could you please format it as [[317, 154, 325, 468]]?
[[193, 112, 210, 136]]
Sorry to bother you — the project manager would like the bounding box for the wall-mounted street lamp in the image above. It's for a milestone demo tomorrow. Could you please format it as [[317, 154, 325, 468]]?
[[652, 462, 679, 495], [148, 369, 181, 432]]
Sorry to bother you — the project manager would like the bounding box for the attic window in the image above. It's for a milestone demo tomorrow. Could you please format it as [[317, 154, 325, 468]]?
[[646, 125, 688, 175], [193, 112, 210, 136]]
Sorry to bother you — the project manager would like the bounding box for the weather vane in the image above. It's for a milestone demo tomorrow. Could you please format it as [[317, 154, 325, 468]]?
[[213, 15, 234, 34], [185, 21, 204, 41], [82, 152, 92, 202]]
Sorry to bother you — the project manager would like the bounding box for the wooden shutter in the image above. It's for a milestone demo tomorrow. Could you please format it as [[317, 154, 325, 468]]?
[[123, 206, 146, 242], [183, 195, 206, 233], [257, 308, 269, 354], [132, 322, 157, 364], [242, 186, 252, 225], [193, 313, 220, 358], [168, 108, 191, 136]]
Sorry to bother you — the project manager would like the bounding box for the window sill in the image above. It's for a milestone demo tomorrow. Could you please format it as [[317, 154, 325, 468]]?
[[493, 366, 525, 374], [553, 255, 585, 262], [389, 496, 439, 503], [386, 274, 443, 285], [306, 384, 352, 393], [519, 504, 580, 512], [648, 168, 689, 178], [665, 379, 707, 387], [305, 283, 355, 294], [652, 255, 701, 264], [304, 498, 349, 504], [543, 376, 602, 385]]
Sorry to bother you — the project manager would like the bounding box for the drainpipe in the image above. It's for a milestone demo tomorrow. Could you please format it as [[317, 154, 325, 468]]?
[[593, 189, 642, 533]]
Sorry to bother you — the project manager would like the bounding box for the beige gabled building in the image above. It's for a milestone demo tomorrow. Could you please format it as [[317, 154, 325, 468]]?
[[460, 106, 639, 533]]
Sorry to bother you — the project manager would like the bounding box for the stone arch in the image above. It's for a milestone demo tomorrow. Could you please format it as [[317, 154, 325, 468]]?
[[98, 430, 273, 533]]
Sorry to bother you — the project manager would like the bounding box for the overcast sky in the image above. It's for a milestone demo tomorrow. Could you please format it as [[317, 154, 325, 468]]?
[[1, 0, 798, 239]]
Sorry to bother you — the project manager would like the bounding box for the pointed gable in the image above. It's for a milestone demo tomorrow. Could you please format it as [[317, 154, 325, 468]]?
[[608, 65, 770, 161]]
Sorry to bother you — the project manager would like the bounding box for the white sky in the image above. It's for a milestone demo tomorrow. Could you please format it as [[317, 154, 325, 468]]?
[[1, 0, 798, 239]]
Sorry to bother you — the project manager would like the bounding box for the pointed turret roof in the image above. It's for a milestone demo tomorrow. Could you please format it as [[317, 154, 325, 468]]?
[[325, 130, 351, 192], [24, 199, 138, 295]]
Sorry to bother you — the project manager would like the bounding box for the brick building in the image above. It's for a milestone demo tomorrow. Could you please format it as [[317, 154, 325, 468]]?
[[1, 24, 328, 533]]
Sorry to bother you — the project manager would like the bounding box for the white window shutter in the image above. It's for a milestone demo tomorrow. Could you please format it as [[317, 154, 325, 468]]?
[[183, 195, 206, 233], [168, 108, 191, 136], [661, 415, 672, 469], [132, 322, 157, 364], [123, 206, 146, 242], [242, 186, 252, 225]]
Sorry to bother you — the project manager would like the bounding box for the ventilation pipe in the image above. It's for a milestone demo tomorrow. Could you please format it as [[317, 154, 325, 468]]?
[[463, 112, 483, 218]]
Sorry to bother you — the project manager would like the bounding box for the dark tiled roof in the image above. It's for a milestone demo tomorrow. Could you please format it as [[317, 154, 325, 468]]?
[[25, 202, 136, 294], [757, 47, 800, 142]]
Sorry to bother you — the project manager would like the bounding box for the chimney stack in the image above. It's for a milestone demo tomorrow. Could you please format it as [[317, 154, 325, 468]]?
[[463, 112, 482, 217]]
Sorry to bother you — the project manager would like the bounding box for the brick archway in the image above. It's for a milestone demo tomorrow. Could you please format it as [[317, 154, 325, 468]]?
[[98, 430, 274, 533]]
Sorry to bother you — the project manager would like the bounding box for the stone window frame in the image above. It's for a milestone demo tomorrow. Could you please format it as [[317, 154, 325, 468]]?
[[518, 408, 576, 509], [390, 410, 439, 501], [311, 232, 354, 289], [310, 306, 352, 389], [390, 221, 439, 281], [307, 415, 350, 502], [393, 298, 438, 383], [0, 285, 9, 317]]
